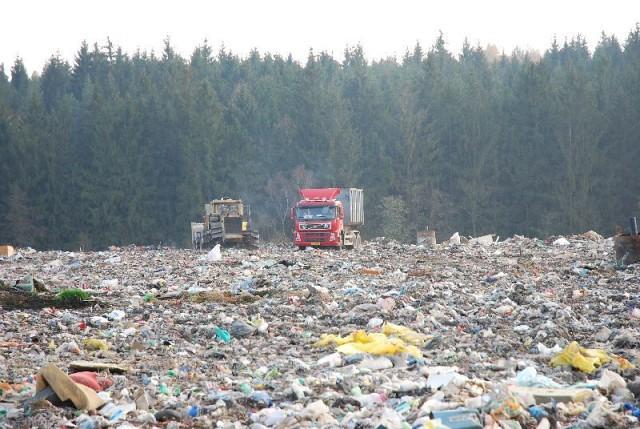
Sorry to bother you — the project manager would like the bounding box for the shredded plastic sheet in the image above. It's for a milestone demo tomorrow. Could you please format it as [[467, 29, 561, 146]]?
[[315, 324, 427, 358], [550, 341, 611, 373]]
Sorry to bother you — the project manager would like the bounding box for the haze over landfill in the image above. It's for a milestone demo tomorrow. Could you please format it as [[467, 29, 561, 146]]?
[[3, 1, 640, 428]]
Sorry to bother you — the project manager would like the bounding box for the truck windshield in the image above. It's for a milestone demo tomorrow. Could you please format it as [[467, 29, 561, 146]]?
[[296, 206, 336, 220]]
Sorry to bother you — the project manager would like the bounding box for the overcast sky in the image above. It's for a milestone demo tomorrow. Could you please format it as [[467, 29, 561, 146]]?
[[2, 0, 639, 73]]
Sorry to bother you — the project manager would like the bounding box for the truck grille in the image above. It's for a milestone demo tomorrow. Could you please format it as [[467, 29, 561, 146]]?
[[301, 232, 331, 242], [301, 223, 330, 230], [224, 217, 242, 234]]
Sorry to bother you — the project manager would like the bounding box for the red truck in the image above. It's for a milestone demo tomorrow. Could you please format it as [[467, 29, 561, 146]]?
[[291, 188, 364, 249]]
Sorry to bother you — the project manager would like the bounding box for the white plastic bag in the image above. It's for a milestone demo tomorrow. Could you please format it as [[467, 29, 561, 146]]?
[[206, 244, 222, 262]]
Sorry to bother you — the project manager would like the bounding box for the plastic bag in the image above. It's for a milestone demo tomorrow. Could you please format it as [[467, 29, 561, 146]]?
[[550, 341, 610, 373], [515, 366, 561, 388], [206, 244, 222, 262], [598, 369, 626, 392], [315, 329, 422, 357], [83, 338, 109, 351], [382, 322, 430, 347]]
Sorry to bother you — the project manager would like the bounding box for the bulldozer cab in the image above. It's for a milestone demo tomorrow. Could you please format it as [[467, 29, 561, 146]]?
[[205, 199, 249, 232], [207, 199, 244, 218], [193, 198, 258, 249]]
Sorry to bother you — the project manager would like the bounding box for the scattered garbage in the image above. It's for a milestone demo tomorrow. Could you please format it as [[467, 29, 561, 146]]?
[[36, 364, 104, 411], [0, 232, 638, 427]]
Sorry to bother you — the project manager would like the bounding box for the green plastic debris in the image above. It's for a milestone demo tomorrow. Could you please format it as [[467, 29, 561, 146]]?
[[215, 327, 231, 343], [239, 383, 253, 395]]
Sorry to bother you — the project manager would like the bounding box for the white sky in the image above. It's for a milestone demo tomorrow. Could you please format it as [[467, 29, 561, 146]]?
[[2, 0, 639, 73]]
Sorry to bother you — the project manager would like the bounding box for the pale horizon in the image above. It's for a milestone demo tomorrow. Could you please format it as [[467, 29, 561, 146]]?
[[2, 0, 639, 74]]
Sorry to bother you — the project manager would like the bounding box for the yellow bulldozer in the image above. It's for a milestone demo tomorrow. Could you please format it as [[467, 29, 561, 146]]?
[[191, 198, 259, 249]]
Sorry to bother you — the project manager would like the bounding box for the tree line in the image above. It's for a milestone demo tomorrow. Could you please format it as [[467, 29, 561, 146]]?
[[1, 29, 639, 249]]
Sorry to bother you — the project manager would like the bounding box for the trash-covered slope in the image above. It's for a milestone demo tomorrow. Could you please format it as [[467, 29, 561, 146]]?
[[1, 234, 640, 428]]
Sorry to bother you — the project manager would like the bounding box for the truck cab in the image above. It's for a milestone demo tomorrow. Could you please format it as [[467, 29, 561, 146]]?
[[292, 188, 363, 249]]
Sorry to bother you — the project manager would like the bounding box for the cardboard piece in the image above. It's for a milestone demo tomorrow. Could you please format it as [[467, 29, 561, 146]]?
[[0, 245, 15, 257], [508, 385, 593, 404], [69, 360, 130, 373], [134, 387, 150, 410], [38, 364, 104, 411]]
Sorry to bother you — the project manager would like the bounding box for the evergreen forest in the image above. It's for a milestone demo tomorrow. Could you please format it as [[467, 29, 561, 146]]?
[[1, 29, 640, 249]]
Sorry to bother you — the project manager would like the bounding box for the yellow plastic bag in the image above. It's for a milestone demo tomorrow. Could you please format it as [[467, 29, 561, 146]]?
[[315, 331, 360, 347], [382, 322, 430, 347], [550, 341, 610, 373], [336, 338, 422, 358], [83, 338, 109, 351], [315, 327, 424, 357]]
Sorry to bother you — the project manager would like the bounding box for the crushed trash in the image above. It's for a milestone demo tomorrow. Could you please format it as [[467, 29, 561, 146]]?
[[0, 232, 639, 427]]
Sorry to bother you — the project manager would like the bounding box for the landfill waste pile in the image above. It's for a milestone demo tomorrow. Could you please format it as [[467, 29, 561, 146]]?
[[1, 232, 640, 428]]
